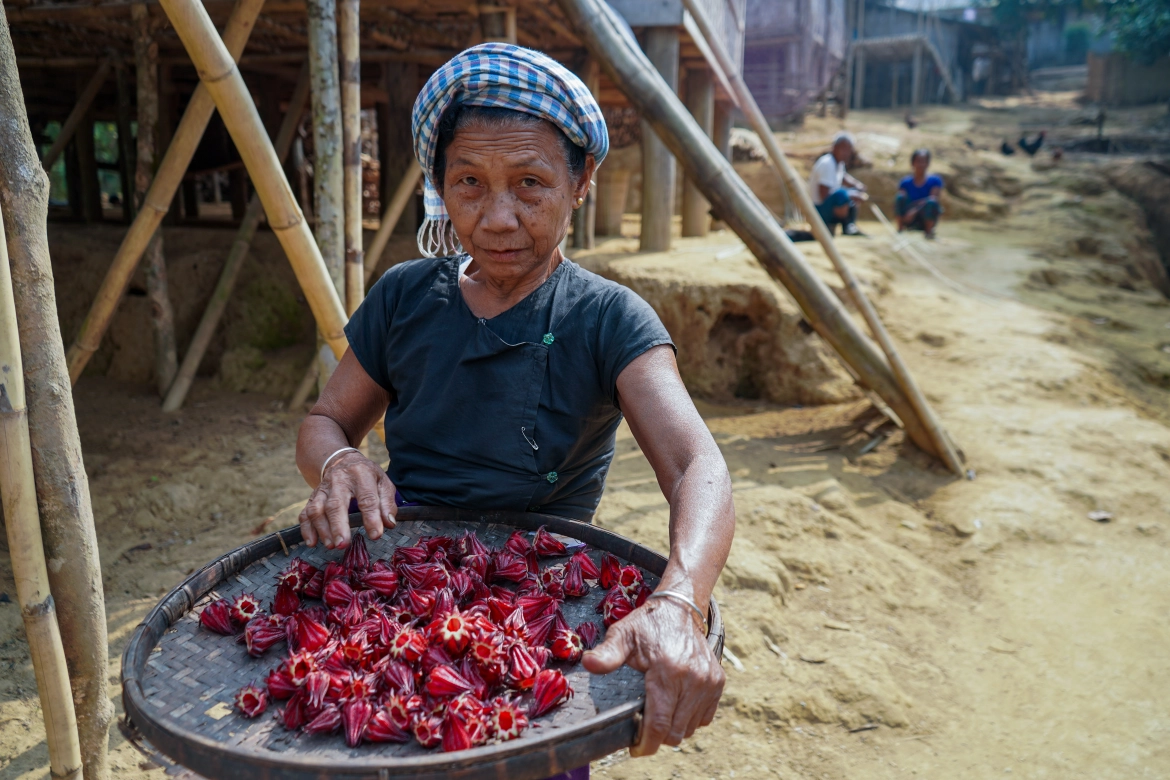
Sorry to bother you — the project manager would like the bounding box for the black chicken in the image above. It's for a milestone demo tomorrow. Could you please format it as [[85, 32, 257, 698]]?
[[904, 112, 918, 129], [1018, 130, 1046, 156], [1000, 140, 1015, 155]]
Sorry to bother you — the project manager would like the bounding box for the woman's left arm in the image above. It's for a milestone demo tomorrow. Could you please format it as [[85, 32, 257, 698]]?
[[582, 344, 735, 756]]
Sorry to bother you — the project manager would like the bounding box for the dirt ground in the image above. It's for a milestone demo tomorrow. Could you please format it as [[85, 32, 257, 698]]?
[[3, 93, 1170, 779]]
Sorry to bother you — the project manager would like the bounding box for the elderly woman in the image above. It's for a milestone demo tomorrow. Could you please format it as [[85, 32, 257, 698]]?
[[295, 44, 735, 770]]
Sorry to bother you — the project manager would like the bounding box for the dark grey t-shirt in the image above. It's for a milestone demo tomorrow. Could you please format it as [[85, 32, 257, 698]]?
[[344, 255, 673, 520]]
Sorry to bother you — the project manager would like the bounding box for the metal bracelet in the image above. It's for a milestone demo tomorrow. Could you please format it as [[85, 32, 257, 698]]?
[[647, 590, 707, 632], [319, 446, 360, 482]]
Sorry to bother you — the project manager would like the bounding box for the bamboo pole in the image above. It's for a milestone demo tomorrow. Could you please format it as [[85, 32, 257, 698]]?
[[0, 202, 84, 780], [163, 63, 311, 413], [339, 0, 363, 314], [677, 0, 964, 474], [0, 10, 113, 778], [363, 158, 421, 283], [64, 0, 267, 383], [41, 56, 112, 171], [114, 61, 135, 223], [134, 3, 179, 397], [640, 27, 678, 253], [157, 0, 348, 358], [556, 0, 950, 466], [681, 67, 713, 238]]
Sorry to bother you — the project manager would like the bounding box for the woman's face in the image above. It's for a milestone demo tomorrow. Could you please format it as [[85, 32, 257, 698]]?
[[912, 154, 930, 176], [440, 119, 595, 283]]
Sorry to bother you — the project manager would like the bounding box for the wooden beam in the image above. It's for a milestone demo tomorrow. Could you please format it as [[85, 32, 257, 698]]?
[[157, 0, 349, 358], [0, 11, 113, 777], [307, 0, 345, 312], [163, 62, 310, 412], [64, 0, 265, 383], [40, 56, 112, 170], [640, 26, 679, 253], [114, 61, 135, 222], [680, 0, 964, 474], [377, 60, 418, 242], [72, 70, 103, 223]]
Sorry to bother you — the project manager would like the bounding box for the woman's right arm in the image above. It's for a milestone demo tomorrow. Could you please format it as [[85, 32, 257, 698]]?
[[296, 349, 395, 550]]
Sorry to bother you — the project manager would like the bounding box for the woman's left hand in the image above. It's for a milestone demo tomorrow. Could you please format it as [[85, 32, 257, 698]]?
[[582, 596, 725, 756]]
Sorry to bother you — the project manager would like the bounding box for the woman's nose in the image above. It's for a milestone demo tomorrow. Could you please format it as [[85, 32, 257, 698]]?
[[479, 189, 521, 233]]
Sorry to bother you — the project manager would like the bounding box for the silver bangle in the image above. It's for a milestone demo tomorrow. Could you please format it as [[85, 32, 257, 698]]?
[[647, 590, 707, 632], [320, 446, 359, 481]]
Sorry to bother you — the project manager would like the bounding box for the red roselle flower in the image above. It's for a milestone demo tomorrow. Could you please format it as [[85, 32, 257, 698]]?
[[293, 612, 330, 653], [281, 689, 310, 730], [563, 560, 589, 598], [490, 697, 529, 741], [266, 667, 298, 700], [388, 629, 426, 663], [342, 532, 370, 572], [286, 650, 318, 687], [366, 708, 410, 743], [340, 632, 369, 666], [457, 530, 490, 559], [386, 693, 423, 729], [199, 599, 235, 635], [490, 552, 528, 583], [633, 584, 652, 608], [530, 646, 552, 669], [526, 613, 558, 648], [277, 561, 308, 594], [343, 698, 373, 747], [323, 578, 355, 609], [413, 714, 443, 748], [425, 664, 475, 698], [517, 593, 557, 623], [507, 644, 540, 690], [576, 622, 601, 649], [303, 703, 342, 735], [441, 711, 473, 752], [501, 607, 531, 645], [381, 660, 415, 695], [419, 644, 454, 676], [460, 553, 490, 579], [362, 564, 400, 598], [433, 588, 456, 618], [428, 608, 471, 656], [305, 671, 331, 709], [503, 530, 532, 556], [550, 628, 584, 663], [391, 543, 428, 566], [601, 589, 634, 628], [599, 553, 622, 590], [617, 565, 644, 598], [571, 550, 600, 580], [533, 526, 567, 557], [529, 669, 572, 717], [273, 582, 301, 617], [234, 683, 268, 718], [245, 619, 285, 657], [302, 569, 325, 600], [230, 592, 263, 625]]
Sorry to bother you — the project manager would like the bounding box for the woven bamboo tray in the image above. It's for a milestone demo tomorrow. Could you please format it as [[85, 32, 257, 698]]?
[[122, 507, 725, 780]]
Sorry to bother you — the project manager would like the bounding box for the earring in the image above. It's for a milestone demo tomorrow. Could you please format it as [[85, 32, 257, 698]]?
[[576, 197, 584, 206]]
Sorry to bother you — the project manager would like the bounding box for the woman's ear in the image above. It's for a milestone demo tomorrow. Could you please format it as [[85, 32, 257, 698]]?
[[575, 154, 598, 205]]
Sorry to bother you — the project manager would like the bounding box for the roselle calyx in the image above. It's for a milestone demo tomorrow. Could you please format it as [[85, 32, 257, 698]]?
[[199, 599, 235, 635]]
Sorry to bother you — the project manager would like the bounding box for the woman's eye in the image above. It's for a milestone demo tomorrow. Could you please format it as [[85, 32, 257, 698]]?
[[460, 176, 478, 186], [519, 177, 539, 188]]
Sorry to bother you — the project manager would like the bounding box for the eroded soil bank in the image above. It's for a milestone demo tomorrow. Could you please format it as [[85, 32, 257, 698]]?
[[2, 94, 1170, 779]]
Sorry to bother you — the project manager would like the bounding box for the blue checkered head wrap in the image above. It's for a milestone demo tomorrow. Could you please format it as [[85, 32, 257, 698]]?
[[411, 43, 609, 257]]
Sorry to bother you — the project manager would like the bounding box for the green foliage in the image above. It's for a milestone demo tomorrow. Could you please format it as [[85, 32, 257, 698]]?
[[40, 121, 68, 204], [1101, 0, 1170, 64], [1064, 21, 1093, 59]]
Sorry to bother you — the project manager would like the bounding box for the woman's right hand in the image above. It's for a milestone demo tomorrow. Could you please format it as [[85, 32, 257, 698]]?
[[298, 451, 397, 549]]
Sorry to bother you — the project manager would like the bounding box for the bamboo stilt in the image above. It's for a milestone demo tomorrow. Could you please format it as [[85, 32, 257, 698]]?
[[681, 67, 713, 238], [678, 0, 964, 475], [557, 0, 951, 468], [64, 0, 267, 383], [157, 0, 348, 359], [134, 3, 179, 397], [640, 27, 678, 253], [0, 201, 84, 780], [40, 56, 112, 171], [73, 70, 103, 224], [339, 0, 363, 314], [0, 10, 113, 778], [163, 63, 311, 413], [363, 159, 421, 283]]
